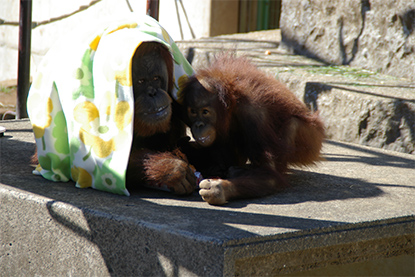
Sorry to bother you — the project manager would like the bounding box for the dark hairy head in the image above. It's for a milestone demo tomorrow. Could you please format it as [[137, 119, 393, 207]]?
[[131, 42, 174, 137]]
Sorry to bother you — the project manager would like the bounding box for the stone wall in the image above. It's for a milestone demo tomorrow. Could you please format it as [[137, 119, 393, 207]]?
[[280, 0, 415, 81]]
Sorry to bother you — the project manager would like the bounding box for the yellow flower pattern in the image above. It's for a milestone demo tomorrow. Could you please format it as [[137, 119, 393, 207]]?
[[27, 14, 193, 196], [161, 27, 170, 44], [102, 53, 132, 87], [114, 101, 132, 130], [74, 101, 99, 132], [71, 166, 92, 188], [30, 96, 53, 139], [89, 35, 101, 51], [74, 98, 131, 159]]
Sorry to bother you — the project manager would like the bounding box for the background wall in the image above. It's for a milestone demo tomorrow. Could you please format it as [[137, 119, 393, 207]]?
[[0, 0, 241, 83], [280, 0, 415, 81]]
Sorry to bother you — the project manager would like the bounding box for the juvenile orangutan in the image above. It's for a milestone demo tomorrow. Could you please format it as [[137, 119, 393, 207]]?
[[181, 54, 325, 205]]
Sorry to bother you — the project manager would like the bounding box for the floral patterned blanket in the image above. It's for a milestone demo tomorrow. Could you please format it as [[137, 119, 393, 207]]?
[[27, 14, 193, 196]]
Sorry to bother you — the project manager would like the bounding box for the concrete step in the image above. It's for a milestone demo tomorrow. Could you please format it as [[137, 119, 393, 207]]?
[[176, 30, 415, 154], [1, 119, 414, 276]]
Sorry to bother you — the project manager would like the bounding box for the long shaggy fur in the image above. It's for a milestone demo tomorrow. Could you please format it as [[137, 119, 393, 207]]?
[[182, 54, 325, 204], [193, 54, 325, 170]]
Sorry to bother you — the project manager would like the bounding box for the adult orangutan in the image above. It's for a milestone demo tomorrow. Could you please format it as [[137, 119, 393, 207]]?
[[126, 42, 196, 195], [180, 54, 325, 205]]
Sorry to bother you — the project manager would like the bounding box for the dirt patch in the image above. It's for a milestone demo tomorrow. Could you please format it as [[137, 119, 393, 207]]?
[[0, 80, 17, 120]]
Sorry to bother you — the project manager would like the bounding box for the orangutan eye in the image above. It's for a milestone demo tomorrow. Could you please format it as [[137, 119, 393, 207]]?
[[188, 108, 197, 116], [202, 109, 210, 115]]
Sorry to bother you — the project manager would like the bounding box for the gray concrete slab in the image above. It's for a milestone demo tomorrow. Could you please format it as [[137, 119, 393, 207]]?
[[0, 119, 414, 276]]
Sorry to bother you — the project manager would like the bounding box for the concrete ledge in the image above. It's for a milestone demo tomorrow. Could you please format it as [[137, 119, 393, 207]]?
[[1, 120, 414, 276]]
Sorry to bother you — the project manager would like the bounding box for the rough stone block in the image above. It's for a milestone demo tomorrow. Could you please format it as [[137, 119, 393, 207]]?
[[275, 73, 415, 154], [280, 0, 415, 81], [304, 82, 415, 154]]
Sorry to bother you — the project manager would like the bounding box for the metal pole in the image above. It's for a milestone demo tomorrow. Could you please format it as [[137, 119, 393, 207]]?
[[146, 0, 159, 20], [16, 0, 32, 119]]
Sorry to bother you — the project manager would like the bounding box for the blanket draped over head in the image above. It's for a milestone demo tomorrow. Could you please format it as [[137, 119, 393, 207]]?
[[27, 14, 193, 196]]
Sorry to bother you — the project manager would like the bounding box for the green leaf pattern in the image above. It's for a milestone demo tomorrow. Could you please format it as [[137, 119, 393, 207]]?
[[27, 14, 193, 196]]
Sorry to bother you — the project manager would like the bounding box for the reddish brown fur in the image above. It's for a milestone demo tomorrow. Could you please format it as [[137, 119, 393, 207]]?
[[181, 54, 325, 204]]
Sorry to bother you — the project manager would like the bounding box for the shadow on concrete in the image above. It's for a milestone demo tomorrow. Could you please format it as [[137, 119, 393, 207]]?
[[325, 140, 415, 169], [184, 44, 324, 69], [30, 157, 387, 274], [227, 170, 384, 208], [2, 121, 407, 275], [326, 81, 415, 91], [305, 82, 415, 103], [180, 37, 279, 47], [43, 196, 348, 275], [3, 136, 387, 209], [304, 82, 415, 112]]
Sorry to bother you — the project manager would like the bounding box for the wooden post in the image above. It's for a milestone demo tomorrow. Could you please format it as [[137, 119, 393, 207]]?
[[146, 0, 159, 20], [16, 0, 32, 119]]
